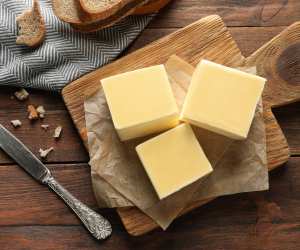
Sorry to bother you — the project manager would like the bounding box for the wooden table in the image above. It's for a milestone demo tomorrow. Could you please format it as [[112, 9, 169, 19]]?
[[1, 1, 300, 249]]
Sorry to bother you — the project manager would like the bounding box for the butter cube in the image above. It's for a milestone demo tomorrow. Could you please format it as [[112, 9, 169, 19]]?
[[136, 124, 213, 200], [181, 60, 266, 140], [102, 65, 179, 141]]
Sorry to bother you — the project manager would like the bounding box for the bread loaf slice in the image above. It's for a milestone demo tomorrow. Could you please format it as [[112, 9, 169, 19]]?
[[53, 0, 150, 27], [16, 0, 46, 47], [52, 0, 132, 24], [72, 0, 149, 32], [52, 0, 96, 24]]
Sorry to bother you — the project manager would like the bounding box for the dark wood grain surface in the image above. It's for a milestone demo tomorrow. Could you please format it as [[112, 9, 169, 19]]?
[[1, 0, 300, 249]]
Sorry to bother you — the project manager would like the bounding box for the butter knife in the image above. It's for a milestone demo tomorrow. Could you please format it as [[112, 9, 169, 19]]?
[[0, 124, 112, 240]]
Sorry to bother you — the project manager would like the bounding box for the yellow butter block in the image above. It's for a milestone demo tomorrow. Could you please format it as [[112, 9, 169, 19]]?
[[136, 123, 213, 200], [102, 65, 179, 141], [181, 60, 266, 140]]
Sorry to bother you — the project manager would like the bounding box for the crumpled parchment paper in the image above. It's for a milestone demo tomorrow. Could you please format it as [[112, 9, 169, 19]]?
[[84, 55, 268, 229]]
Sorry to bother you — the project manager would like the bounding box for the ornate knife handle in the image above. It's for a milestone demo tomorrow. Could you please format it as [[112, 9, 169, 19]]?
[[44, 176, 112, 240]]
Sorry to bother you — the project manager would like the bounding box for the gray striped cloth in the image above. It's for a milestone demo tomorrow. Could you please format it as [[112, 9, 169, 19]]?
[[0, 0, 154, 91]]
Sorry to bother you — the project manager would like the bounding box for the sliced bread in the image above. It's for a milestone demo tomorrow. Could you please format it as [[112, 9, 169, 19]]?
[[52, 0, 95, 24], [80, 0, 124, 18], [52, 0, 127, 24], [16, 0, 46, 47], [72, 0, 149, 32], [53, 0, 151, 26]]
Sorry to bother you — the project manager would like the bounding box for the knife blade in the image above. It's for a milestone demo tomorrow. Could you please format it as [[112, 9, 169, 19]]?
[[0, 124, 112, 239], [0, 124, 50, 182]]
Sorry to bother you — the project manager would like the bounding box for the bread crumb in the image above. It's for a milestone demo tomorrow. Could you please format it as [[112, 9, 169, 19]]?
[[41, 124, 49, 130], [27, 105, 39, 120], [36, 105, 45, 118], [53, 126, 62, 139], [11, 120, 22, 128], [14, 88, 29, 101], [39, 147, 54, 158]]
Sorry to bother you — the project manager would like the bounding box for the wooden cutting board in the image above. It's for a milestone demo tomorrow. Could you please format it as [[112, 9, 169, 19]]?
[[62, 15, 300, 235]]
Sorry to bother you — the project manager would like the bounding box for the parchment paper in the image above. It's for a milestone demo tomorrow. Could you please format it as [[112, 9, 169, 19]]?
[[84, 55, 268, 229]]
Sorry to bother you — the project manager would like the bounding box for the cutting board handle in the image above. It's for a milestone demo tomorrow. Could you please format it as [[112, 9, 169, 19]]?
[[246, 22, 300, 108]]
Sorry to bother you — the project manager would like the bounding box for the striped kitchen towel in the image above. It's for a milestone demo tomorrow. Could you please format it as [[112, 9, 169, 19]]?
[[0, 0, 154, 91]]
